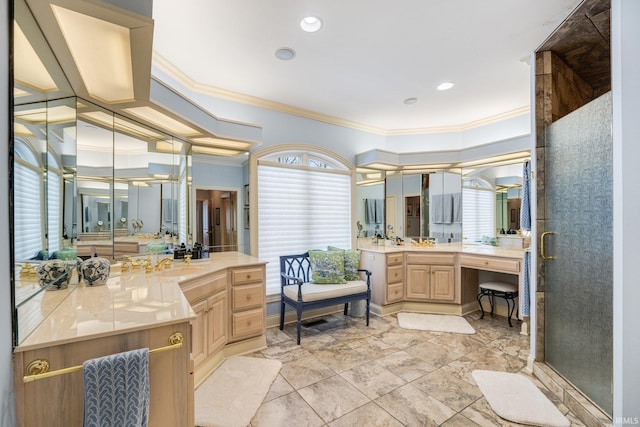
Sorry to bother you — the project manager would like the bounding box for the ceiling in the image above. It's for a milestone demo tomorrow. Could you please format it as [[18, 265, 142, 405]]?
[[151, 0, 585, 133]]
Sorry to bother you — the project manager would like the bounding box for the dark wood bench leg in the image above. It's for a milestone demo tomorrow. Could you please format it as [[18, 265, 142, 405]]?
[[279, 299, 285, 330], [366, 298, 370, 326], [296, 308, 302, 345], [343, 303, 349, 316]]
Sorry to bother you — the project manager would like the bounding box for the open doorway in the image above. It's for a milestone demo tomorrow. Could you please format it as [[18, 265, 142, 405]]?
[[195, 187, 239, 252]]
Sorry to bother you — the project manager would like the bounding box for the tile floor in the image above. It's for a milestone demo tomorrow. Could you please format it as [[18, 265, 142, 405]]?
[[247, 312, 586, 426]]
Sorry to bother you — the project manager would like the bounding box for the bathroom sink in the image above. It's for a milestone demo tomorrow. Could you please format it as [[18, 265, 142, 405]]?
[[155, 266, 205, 277]]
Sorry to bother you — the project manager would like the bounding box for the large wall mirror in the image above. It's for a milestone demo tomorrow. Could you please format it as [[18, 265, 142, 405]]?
[[12, 0, 194, 344], [13, 96, 193, 344], [357, 155, 529, 248], [383, 170, 463, 244]]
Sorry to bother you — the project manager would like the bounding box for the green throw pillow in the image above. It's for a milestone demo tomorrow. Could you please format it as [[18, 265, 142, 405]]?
[[327, 246, 361, 281], [309, 250, 347, 284]]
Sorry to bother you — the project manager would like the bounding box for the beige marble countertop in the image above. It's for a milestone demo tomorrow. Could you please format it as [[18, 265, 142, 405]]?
[[357, 241, 526, 259], [15, 252, 266, 352]]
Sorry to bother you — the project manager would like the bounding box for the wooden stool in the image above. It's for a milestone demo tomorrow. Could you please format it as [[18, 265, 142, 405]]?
[[477, 281, 519, 327]]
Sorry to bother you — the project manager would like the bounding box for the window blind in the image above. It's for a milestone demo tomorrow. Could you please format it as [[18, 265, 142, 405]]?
[[15, 161, 44, 260], [462, 187, 495, 242], [258, 164, 352, 295], [47, 170, 61, 253]]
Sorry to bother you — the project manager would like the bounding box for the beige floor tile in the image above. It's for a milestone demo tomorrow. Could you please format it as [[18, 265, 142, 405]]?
[[340, 363, 406, 399], [404, 340, 465, 369], [313, 341, 374, 372], [328, 402, 404, 427], [264, 327, 292, 346], [412, 368, 483, 412], [460, 397, 523, 427], [440, 413, 482, 426], [375, 350, 438, 381], [251, 312, 586, 427], [263, 374, 295, 402], [298, 375, 370, 423], [251, 391, 324, 427], [375, 383, 457, 426], [280, 354, 335, 389]]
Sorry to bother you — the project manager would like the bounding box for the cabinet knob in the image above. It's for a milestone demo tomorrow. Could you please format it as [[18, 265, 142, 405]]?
[[247, 320, 252, 326], [246, 295, 251, 300], [246, 274, 251, 279], [484, 261, 489, 265]]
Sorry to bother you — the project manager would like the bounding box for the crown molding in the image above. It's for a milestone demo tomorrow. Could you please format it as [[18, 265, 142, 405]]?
[[153, 52, 531, 137]]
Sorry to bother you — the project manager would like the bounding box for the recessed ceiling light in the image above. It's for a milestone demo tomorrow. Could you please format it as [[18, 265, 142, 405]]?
[[300, 16, 322, 32], [275, 47, 296, 60], [437, 82, 455, 91], [403, 97, 418, 105]]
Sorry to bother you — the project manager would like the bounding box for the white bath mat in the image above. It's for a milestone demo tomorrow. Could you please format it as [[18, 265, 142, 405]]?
[[195, 356, 282, 427], [397, 312, 476, 334], [472, 370, 570, 427]]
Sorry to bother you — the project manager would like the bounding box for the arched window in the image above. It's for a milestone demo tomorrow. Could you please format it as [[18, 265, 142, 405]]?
[[462, 176, 495, 242], [254, 146, 354, 295], [14, 139, 45, 260]]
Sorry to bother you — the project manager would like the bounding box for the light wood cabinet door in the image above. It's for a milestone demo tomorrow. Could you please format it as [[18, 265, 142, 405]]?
[[191, 299, 208, 367], [207, 290, 227, 355], [406, 264, 431, 300], [429, 265, 455, 301]]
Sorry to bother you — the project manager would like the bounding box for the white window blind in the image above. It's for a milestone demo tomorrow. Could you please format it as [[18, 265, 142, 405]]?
[[14, 160, 44, 260], [47, 170, 61, 254], [178, 156, 188, 244], [258, 164, 352, 295], [462, 187, 495, 242]]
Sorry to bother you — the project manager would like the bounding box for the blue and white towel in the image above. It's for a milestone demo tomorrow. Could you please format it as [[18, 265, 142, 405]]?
[[83, 348, 150, 427], [522, 251, 531, 316]]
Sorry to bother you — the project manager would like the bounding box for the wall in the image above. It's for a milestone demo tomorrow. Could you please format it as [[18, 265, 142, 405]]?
[[612, 0, 640, 422], [1, 0, 16, 424], [151, 66, 531, 163]]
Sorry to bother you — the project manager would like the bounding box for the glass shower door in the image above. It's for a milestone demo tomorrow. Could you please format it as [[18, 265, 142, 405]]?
[[544, 92, 613, 415]]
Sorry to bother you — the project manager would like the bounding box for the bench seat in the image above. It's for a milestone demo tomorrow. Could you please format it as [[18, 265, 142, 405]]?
[[283, 280, 368, 302], [280, 252, 371, 344]]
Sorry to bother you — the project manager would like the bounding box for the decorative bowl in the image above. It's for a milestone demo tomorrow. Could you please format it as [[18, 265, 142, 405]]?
[[80, 256, 111, 286], [36, 260, 72, 290]]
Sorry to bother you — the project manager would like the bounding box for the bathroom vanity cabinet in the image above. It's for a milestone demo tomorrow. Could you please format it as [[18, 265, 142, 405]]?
[[359, 245, 525, 318], [14, 322, 193, 427], [13, 252, 267, 426], [180, 259, 267, 386], [181, 270, 229, 367], [405, 253, 456, 302]]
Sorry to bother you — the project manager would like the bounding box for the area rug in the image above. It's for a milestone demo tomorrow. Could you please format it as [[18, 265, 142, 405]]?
[[195, 356, 282, 427], [472, 370, 570, 427], [397, 312, 476, 334]]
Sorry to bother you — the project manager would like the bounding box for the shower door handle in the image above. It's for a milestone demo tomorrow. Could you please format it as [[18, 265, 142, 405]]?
[[540, 231, 555, 260]]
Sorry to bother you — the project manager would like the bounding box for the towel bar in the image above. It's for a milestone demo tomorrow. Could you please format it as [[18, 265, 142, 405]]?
[[22, 332, 183, 383]]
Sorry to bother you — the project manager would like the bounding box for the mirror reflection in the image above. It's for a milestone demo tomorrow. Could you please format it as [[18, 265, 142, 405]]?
[[13, 96, 193, 344], [358, 157, 529, 249]]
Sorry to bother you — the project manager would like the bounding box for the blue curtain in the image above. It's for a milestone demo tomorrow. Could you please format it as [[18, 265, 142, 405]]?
[[520, 161, 531, 230]]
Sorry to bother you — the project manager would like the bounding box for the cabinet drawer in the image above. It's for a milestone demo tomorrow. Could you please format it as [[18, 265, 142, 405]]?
[[181, 271, 227, 303], [231, 308, 264, 340], [232, 283, 264, 311], [231, 266, 264, 285], [386, 253, 404, 266], [406, 253, 455, 265], [387, 282, 404, 303], [459, 255, 520, 273], [386, 265, 404, 284]]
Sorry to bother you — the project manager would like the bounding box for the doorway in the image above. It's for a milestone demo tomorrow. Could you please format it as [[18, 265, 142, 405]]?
[[195, 187, 239, 252]]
